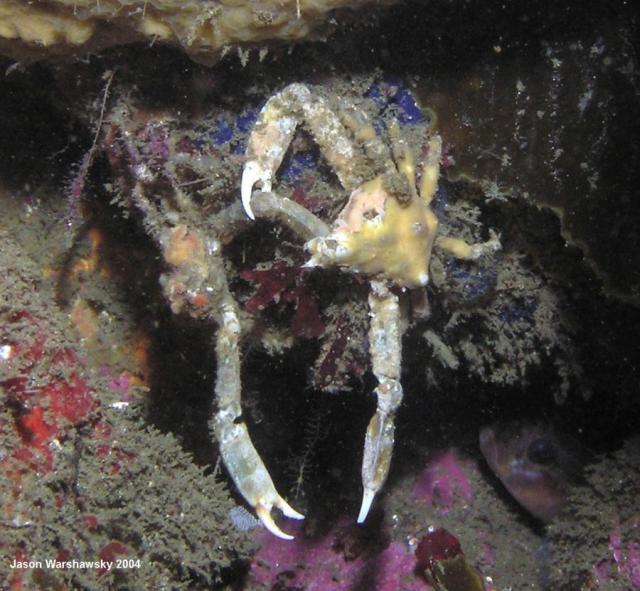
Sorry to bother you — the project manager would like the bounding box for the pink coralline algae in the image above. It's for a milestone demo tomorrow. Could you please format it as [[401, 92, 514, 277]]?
[[413, 449, 474, 512], [248, 520, 427, 590], [1, 304, 102, 588], [1, 312, 96, 474], [607, 524, 640, 588]]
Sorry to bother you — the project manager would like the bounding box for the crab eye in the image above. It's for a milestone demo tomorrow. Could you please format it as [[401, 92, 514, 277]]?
[[526, 437, 558, 465]]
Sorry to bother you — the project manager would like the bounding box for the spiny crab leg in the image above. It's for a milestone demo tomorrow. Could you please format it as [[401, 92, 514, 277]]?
[[242, 83, 362, 220], [211, 299, 303, 539], [358, 280, 404, 523]]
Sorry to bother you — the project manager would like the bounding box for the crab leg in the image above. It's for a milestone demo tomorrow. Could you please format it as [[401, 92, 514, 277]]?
[[213, 191, 330, 245], [242, 83, 363, 219], [358, 280, 404, 523], [211, 280, 303, 540], [134, 188, 303, 539], [436, 230, 501, 260]]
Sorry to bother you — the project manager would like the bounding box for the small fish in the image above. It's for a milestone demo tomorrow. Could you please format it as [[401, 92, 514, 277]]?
[[479, 422, 586, 522]]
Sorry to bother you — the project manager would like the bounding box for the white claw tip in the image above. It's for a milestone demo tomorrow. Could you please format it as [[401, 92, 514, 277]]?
[[241, 161, 262, 220], [357, 489, 376, 524], [277, 498, 305, 521]]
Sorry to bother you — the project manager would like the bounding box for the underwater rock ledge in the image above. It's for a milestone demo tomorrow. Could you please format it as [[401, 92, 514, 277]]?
[[0, 0, 398, 65]]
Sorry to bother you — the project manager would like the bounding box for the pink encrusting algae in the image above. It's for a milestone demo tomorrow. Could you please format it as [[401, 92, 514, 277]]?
[[249, 519, 428, 590], [413, 449, 474, 512], [608, 525, 640, 588]]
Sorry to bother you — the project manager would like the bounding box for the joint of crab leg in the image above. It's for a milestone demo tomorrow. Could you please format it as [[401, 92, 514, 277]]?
[[213, 192, 330, 246], [305, 233, 353, 268]]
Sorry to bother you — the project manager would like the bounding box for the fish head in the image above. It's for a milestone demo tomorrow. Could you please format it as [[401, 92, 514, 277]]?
[[479, 422, 585, 523]]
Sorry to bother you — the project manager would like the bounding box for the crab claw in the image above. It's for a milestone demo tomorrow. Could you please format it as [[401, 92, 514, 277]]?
[[214, 406, 304, 540], [241, 160, 271, 220], [255, 496, 305, 540]]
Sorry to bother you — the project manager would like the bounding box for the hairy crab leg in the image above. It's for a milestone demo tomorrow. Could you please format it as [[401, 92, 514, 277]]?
[[127, 173, 305, 539], [211, 295, 304, 540], [242, 83, 363, 219], [358, 280, 404, 523]]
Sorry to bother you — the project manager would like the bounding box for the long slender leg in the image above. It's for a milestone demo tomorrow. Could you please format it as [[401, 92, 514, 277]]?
[[210, 269, 304, 540], [358, 280, 404, 523], [154, 217, 303, 539], [212, 191, 330, 246]]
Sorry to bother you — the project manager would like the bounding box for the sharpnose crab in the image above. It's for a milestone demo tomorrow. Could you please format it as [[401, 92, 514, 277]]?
[[234, 83, 501, 538]]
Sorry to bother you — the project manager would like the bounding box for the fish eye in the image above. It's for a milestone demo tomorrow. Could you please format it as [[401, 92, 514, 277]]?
[[526, 437, 558, 465]]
